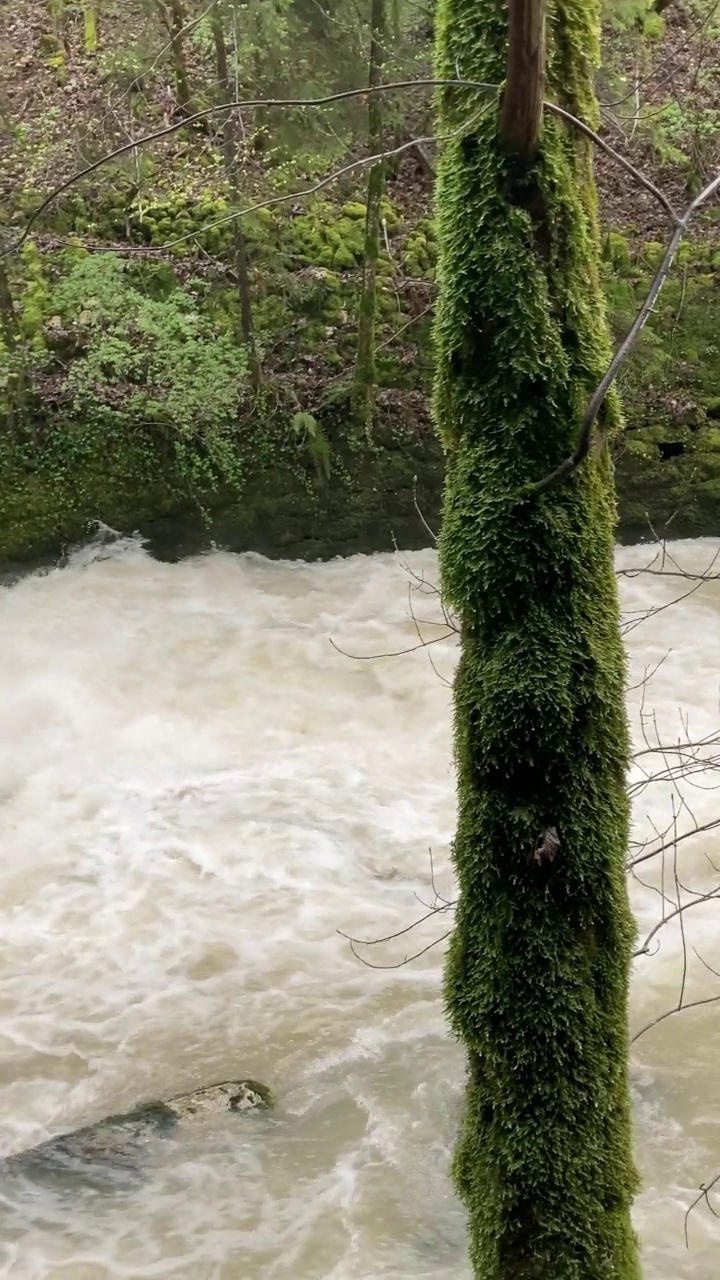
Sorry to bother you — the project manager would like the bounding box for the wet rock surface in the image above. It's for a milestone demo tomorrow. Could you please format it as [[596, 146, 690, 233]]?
[[1, 1079, 274, 1192]]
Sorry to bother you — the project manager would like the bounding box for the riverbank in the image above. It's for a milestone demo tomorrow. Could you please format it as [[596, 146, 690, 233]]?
[[2, 377, 719, 571], [1, 5, 719, 568]]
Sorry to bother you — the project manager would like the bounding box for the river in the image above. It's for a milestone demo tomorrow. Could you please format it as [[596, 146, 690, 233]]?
[[0, 532, 719, 1278]]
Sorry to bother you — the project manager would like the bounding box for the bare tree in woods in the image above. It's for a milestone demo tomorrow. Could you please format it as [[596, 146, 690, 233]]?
[[211, 1, 261, 388], [154, 0, 194, 117], [353, 0, 388, 432], [433, 0, 641, 1271]]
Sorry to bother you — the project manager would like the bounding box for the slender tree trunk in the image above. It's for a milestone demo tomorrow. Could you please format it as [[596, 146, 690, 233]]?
[[434, 0, 640, 1273], [155, 0, 193, 116], [353, 0, 387, 432], [83, 7, 98, 53], [499, 0, 546, 158], [0, 258, 28, 431], [211, 1, 261, 388]]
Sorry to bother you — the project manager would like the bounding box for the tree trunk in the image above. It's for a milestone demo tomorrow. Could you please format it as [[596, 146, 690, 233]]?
[[211, 1, 261, 388], [155, 0, 193, 117], [83, 7, 98, 53], [353, 0, 387, 433], [0, 258, 28, 431], [499, 0, 546, 158], [434, 0, 640, 1273]]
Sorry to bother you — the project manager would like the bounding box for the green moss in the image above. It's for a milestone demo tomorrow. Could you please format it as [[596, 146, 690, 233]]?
[[0, 408, 448, 570], [404, 228, 438, 278], [603, 231, 632, 274], [342, 201, 367, 220], [642, 240, 665, 270], [379, 198, 402, 232], [433, 0, 640, 1275], [330, 244, 356, 271]]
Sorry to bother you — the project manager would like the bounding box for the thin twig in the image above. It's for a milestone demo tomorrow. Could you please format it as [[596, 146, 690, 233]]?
[[328, 631, 454, 661], [631, 993, 720, 1043], [532, 171, 720, 495], [685, 1171, 720, 1248], [412, 475, 438, 544], [633, 886, 720, 958], [346, 931, 453, 969], [5, 78, 681, 257]]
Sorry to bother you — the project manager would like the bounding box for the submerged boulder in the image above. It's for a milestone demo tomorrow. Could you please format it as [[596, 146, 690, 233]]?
[[2, 1078, 274, 1191]]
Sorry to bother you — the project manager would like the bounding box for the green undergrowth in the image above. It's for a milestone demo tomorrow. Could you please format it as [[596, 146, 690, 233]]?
[[1, 182, 720, 563]]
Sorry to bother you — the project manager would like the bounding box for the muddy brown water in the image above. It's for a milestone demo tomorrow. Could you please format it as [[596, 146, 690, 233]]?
[[1, 533, 719, 1278]]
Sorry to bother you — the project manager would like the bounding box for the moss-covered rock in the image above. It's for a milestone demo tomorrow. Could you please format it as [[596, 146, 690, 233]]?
[[0, 398, 447, 571], [1, 1078, 274, 1190]]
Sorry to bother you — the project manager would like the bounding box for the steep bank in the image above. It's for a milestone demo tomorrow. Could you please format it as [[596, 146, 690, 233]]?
[[1, 2, 719, 564]]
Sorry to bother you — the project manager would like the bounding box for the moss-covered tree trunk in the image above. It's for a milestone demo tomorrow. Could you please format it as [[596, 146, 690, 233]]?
[[353, 0, 387, 431], [0, 258, 28, 431], [434, 0, 641, 1274], [211, 1, 261, 389], [83, 7, 98, 53]]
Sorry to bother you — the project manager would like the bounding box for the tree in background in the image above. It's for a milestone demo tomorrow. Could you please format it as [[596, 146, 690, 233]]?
[[153, 0, 194, 116], [211, 0, 262, 388], [0, 257, 28, 430], [353, 0, 388, 432], [433, 0, 640, 1272]]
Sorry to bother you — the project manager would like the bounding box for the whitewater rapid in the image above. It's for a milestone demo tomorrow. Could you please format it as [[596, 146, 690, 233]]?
[[0, 533, 718, 1278]]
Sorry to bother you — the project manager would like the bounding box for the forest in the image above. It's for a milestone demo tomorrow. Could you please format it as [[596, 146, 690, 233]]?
[[2, 2, 720, 1277], [0, 0, 719, 566]]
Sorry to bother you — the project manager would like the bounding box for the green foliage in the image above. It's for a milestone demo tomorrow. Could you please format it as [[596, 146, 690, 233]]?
[[648, 97, 720, 191], [19, 243, 50, 347], [603, 230, 632, 275], [434, 0, 640, 1275], [403, 228, 438, 277], [84, 7, 98, 53], [97, 45, 148, 90], [601, 0, 655, 32], [284, 201, 365, 270], [50, 255, 250, 488], [602, 243, 720, 415], [291, 409, 332, 478]]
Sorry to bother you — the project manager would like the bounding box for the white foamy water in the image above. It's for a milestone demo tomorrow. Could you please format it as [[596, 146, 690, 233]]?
[[0, 533, 719, 1278]]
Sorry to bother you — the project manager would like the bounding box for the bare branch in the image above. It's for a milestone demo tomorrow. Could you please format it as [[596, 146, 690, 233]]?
[[533, 171, 720, 495], [1, 80, 494, 255], [629, 817, 720, 869], [633, 886, 720, 959], [547, 100, 679, 226], [4, 79, 681, 259], [631, 993, 720, 1044], [685, 1171, 720, 1248], [337, 902, 451, 947], [345, 931, 453, 969], [412, 476, 438, 545], [328, 630, 454, 661]]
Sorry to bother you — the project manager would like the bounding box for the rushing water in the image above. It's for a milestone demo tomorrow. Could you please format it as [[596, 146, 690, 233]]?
[[0, 532, 719, 1279]]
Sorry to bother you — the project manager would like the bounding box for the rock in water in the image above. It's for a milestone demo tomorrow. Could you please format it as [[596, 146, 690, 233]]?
[[1, 1078, 274, 1192]]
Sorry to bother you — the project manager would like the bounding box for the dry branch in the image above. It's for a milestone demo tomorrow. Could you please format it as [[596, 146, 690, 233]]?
[[4, 78, 682, 257], [533, 170, 720, 494]]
